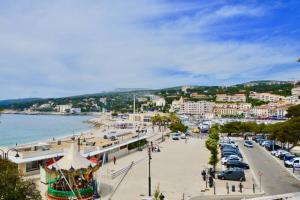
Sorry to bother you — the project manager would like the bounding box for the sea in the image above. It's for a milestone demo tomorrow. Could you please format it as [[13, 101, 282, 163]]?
[[0, 114, 94, 147]]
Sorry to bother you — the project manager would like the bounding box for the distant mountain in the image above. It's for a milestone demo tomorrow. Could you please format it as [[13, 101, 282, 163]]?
[[242, 80, 293, 86], [0, 98, 42, 106], [113, 88, 150, 92]]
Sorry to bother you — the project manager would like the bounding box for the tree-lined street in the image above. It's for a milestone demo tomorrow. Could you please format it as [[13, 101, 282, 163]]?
[[237, 141, 300, 195]]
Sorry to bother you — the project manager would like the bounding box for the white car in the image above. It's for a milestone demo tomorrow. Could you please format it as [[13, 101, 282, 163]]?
[[181, 133, 186, 139], [275, 149, 288, 157], [221, 155, 242, 165], [284, 157, 300, 168], [172, 133, 180, 140], [244, 140, 253, 148]]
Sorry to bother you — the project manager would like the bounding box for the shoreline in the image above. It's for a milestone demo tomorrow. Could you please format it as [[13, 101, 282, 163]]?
[[1, 110, 102, 116], [0, 115, 105, 148]]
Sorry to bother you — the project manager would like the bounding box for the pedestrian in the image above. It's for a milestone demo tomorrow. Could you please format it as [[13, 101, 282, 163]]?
[[185, 137, 188, 144], [201, 170, 206, 181], [113, 156, 116, 165]]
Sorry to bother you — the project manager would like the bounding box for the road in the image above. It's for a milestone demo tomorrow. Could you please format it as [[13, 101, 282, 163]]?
[[237, 140, 300, 195]]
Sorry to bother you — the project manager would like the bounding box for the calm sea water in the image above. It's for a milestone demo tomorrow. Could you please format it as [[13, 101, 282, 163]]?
[[0, 114, 93, 146]]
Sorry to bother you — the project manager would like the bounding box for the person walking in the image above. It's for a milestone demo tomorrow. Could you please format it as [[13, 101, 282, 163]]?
[[113, 156, 116, 165]]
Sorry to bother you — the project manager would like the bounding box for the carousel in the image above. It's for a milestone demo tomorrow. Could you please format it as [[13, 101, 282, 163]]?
[[43, 143, 100, 200]]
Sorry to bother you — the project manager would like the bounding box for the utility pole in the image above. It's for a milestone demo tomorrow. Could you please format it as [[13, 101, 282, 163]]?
[[133, 93, 136, 114], [148, 147, 152, 197]]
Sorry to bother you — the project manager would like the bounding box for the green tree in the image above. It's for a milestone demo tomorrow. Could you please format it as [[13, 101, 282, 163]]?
[[111, 111, 118, 117], [205, 126, 220, 170], [168, 122, 188, 133], [0, 158, 41, 200], [286, 104, 300, 118]]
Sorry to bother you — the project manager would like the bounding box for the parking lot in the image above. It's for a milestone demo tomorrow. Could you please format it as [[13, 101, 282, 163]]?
[[237, 139, 300, 195], [213, 138, 260, 196]]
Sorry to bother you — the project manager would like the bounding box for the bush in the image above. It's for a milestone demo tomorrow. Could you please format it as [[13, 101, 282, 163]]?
[[0, 158, 42, 200]]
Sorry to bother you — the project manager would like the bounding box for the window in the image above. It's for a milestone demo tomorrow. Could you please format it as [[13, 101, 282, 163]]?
[[26, 161, 40, 172]]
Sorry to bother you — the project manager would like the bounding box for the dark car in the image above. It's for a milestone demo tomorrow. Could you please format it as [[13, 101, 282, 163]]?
[[284, 153, 296, 162], [265, 143, 281, 151], [222, 151, 240, 158], [217, 168, 246, 181], [226, 160, 250, 169], [278, 151, 290, 160], [223, 152, 243, 159]]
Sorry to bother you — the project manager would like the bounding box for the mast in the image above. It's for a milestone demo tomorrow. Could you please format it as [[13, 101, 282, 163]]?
[[133, 93, 136, 114]]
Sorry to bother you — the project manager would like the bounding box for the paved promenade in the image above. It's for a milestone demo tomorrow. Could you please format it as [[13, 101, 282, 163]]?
[[98, 136, 210, 200]]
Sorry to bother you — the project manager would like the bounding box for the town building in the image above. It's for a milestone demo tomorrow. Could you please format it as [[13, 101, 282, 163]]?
[[99, 97, 107, 104], [213, 103, 251, 118], [249, 92, 285, 102], [179, 101, 215, 116], [169, 97, 184, 112], [292, 87, 300, 97], [181, 86, 190, 93], [250, 105, 270, 119], [190, 93, 208, 99], [216, 94, 246, 102], [153, 97, 166, 107], [128, 112, 164, 123], [55, 104, 72, 113]]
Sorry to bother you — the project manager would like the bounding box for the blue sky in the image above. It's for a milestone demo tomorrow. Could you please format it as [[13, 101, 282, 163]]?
[[0, 0, 300, 99]]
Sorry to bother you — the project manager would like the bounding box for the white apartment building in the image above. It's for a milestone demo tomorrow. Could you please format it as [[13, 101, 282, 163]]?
[[250, 104, 289, 119], [251, 105, 269, 118], [216, 94, 246, 102], [292, 87, 300, 97], [56, 104, 72, 113], [249, 92, 284, 102], [169, 97, 184, 112], [179, 101, 215, 116], [153, 98, 166, 107]]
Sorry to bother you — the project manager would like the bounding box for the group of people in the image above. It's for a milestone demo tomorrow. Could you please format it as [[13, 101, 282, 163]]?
[[201, 168, 215, 188], [150, 141, 161, 153]]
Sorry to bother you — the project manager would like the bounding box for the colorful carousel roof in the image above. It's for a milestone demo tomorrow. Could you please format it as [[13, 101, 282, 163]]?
[[48, 142, 96, 171]]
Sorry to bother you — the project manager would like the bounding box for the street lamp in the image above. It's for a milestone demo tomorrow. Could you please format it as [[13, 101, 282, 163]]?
[[0, 148, 20, 159], [77, 135, 86, 152], [148, 146, 152, 197]]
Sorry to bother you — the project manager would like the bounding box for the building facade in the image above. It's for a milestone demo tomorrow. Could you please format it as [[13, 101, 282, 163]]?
[[216, 94, 246, 102], [249, 92, 284, 102], [179, 101, 215, 116], [213, 103, 251, 117]]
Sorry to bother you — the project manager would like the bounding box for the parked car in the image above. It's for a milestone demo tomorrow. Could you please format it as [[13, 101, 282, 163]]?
[[222, 151, 240, 158], [284, 157, 300, 168], [275, 149, 288, 157], [283, 153, 296, 162], [258, 139, 267, 146], [226, 160, 250, 169], [172, 133, 180, 140], [278, 151, 290, 160], [244, 140, 253, 148], [180, 133, 186, 139], [220, 143, 236, 149], [221, 155, 242, 165], [222, 149, 243, 158], [217, 168, 246, 181], [265, 143, 281, 151]]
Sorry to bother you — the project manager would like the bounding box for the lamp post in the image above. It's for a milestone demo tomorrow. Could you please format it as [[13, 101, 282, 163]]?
[[148, 147, 152, 197], [77, 135, 86, 152], [0, 148, 20, 159]]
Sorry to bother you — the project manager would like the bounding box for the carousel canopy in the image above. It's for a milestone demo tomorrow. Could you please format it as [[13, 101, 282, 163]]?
[[48, 142, 96, 171]]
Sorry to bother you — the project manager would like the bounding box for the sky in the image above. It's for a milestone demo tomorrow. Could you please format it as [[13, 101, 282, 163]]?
[[0, 0, 300, 99]]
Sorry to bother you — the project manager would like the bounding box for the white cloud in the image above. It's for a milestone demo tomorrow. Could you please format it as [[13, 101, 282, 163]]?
[[0, 0, 299, 99]]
